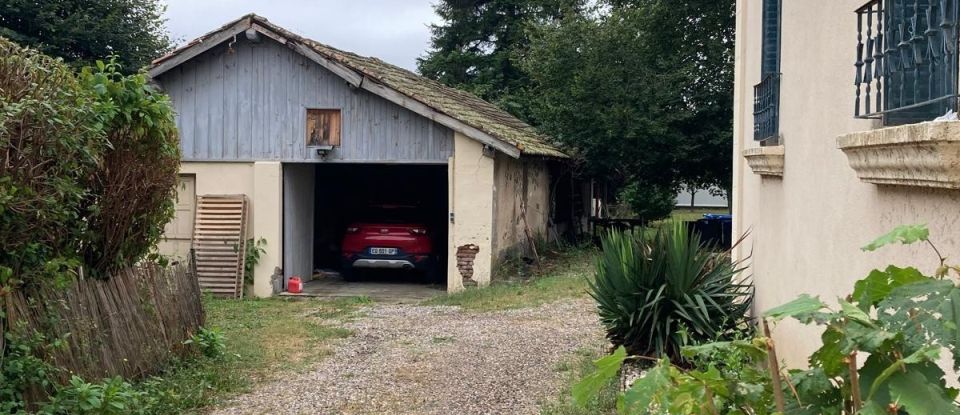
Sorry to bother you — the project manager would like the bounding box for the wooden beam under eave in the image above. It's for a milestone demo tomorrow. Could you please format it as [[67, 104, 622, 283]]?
[[148, 17, 252, 78], [249, 23, 287, 45], [247, 24, 362, 88], [360, 79, 522, 158]]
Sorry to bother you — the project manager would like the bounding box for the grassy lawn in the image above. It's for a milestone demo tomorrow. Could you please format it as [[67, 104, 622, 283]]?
[[668, 207, 729, 223], [424, 245, 598, 311], [137, 296, 367, 414]]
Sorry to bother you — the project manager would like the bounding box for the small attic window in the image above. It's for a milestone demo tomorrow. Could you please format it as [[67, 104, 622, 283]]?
[[306, 109, 341, 147]]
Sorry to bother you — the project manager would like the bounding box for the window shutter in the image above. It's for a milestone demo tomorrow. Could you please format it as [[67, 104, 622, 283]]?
[[761, 0, 781, 75], [306, 109, 342, 147]]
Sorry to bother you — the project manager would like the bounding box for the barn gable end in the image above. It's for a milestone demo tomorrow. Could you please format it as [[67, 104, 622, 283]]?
[[155, 38, 453, 163]]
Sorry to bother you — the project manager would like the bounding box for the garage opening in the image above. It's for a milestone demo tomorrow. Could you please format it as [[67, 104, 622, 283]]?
[[283, 163, 448, 298]]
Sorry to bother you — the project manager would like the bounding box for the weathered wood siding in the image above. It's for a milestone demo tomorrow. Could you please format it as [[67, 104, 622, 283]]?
[[155, 38, 453, 163], [283, 163, 314, 284]]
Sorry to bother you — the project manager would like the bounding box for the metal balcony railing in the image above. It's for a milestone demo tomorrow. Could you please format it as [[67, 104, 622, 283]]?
[[855, 0, 960, 125], [754, 73, 781, 142]]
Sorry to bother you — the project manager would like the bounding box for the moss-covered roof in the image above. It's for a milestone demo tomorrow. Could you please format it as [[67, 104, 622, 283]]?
[[150, 14, 566, 158]]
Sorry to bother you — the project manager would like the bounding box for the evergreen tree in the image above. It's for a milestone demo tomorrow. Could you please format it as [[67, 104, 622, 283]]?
[[0, 0, 173, 72], [418, 0, 582, 121]]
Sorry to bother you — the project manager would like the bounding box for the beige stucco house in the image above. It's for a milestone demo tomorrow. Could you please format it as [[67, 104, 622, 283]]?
[[734, 0, 960, 366], [151, 14, 572, 298]]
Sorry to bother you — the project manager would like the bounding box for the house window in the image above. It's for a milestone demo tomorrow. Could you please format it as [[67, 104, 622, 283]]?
[[306, 109, 341, 147], [753, 0, 781, 143], [854, 0, 959, 125]]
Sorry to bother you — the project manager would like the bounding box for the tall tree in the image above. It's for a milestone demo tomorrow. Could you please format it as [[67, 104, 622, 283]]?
[[418, 0, 582, 121], [521, 0, 735, 217], [0, 0, 173, 72]]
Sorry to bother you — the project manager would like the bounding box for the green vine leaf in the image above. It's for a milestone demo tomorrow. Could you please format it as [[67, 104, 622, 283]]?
[[681, 340, 767, 362], [839, 300, 875, 328], [878, 279, 960, 370], [763, 294, 826, 322], [852, 266, 927, 310], [887, 367, 960, 415], [620, 362, 670, 414], [858, 401, 889, 415], [861, 224, 929, 252], [810, 327, 848, 377], [867, 345, 941, 400], [573, 346, 627, 407]]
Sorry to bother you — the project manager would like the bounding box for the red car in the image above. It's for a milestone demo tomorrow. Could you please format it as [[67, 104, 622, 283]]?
[[340, 205, 436, 281]]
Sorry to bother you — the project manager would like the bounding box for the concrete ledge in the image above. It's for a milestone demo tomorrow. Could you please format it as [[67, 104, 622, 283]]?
[[837, 121, 960, 189], [743, 145, 785, 177]]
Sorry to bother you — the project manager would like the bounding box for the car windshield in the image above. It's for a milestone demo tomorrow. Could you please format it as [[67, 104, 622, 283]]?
[[354, 204, 423, 224]]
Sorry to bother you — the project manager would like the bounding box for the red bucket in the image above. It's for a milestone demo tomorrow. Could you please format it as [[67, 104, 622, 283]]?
[[288, 276, 303, 294]]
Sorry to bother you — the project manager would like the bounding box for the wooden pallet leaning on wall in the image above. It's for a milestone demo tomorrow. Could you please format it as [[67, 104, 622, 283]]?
[[192, 195, 248, 298]]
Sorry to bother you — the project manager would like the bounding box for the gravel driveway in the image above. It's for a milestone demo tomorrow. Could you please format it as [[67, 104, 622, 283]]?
[[211, 298, 604, 415]]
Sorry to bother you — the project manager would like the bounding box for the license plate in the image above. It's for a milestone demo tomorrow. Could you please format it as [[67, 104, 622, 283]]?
[[370, 247, 397, 255]]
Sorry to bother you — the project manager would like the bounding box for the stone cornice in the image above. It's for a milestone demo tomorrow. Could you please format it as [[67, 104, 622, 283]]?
[[743, 145, 785, 177], [837, 121, 960, 189]]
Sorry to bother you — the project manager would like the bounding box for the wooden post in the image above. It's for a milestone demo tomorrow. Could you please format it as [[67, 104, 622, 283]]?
[[763, 319, 786, 413], [520, 202, 542, 272], [848, 351, 862, 411]]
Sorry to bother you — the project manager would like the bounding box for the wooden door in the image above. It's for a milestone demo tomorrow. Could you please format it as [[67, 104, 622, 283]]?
[[159, 175, 196, 259]]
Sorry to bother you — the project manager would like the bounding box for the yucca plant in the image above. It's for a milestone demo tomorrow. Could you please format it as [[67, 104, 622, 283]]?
[[589, 222, 753, 364]]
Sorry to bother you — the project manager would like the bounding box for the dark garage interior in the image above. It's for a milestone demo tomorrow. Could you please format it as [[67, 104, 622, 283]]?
[[311, 163, 448, 284]]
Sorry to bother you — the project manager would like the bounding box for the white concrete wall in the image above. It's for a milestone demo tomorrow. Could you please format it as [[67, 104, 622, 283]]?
[[251, 162, 283, 297], [734, 0, 960, 367], [159, 161, 283, 298], [447, 133, 495, 291]]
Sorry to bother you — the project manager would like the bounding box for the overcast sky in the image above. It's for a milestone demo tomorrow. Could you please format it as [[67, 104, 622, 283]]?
[[161, 0, 442, 71]]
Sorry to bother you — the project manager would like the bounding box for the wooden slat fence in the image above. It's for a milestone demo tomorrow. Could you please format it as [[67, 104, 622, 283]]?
[[3, 261, 204, 382]]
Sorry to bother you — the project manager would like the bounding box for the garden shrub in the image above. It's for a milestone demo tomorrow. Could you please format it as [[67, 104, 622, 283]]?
[[0, 38, 180, 284], [589, 222, 753, 363], [0, 330, 64, 413], [43, 376, 148, 415], [184, 327, 227, 359], [77, 58, 180, 277], [0, 37, 103, 285], [576, 224, 960, 414], [1, 39, 181, 411], [2, 324, 228, 414], [617, 182, 676, 222], [242, 238, 268, 288]]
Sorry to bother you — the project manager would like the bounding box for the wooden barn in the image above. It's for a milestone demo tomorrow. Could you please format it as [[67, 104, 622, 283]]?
[[150, 14, 577, 297]]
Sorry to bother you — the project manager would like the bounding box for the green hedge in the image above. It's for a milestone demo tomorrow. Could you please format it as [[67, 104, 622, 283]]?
[[0, 37, 180, 287]]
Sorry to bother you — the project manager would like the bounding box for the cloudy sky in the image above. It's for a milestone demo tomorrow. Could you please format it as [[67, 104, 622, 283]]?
[[161, 0, 442, 71]]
